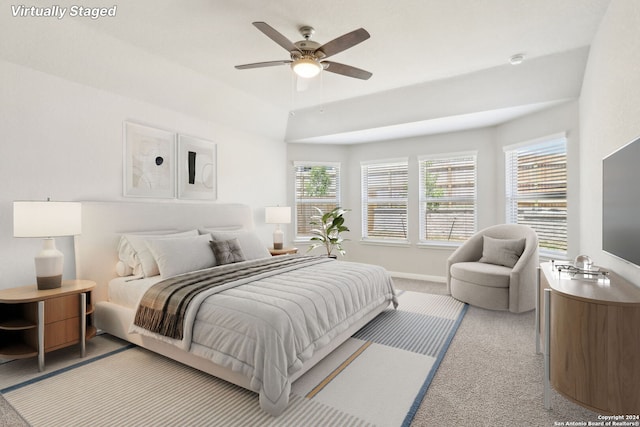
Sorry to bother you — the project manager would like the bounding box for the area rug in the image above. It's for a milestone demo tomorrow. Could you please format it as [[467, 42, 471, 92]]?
[[2, 291, 466, 427]]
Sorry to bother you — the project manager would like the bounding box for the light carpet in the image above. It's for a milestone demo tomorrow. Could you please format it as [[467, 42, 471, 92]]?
[[1, 291, 466, 427]]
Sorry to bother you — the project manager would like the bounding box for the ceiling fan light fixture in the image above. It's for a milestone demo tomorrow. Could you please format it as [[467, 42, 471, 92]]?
[[291, 58, 322, 78]]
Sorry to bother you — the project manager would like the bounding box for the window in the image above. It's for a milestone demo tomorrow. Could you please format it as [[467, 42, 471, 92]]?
[[504, 135, 567, 254], [294, 162, 340, 238], [361, 159, 408, 240], [419, 153, 477, 243]]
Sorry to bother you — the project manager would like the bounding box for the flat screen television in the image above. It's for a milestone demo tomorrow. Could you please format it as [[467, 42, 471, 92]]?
[[602, 136, 640, 266]]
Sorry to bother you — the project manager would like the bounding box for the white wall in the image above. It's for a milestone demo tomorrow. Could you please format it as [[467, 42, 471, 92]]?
[[285, 143, 350, 254], [579, 0, 640, 286], [0, 60, 288, 290], [286, 48, 588, 143], [288, 128, 497, 279], [287, 101, 580, 279], [495, 100, 581, 259], [344, 128, 496, 279]]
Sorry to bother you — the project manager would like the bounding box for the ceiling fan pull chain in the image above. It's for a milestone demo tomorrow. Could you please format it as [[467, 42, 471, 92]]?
[[290, 72, 296, 114], [319, 71, 325, 114]]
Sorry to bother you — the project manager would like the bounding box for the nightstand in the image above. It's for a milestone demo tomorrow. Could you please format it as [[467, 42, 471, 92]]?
[[0, 280, 96, 371], [269, 247, 299, 256]]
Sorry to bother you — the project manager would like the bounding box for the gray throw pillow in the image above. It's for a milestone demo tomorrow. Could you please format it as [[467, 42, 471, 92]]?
[[479, 236, 526, 268], [202, 229, 270, 260], [210, 238, 246, 265]]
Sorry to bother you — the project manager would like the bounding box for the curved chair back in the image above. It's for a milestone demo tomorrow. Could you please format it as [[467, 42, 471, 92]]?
[[446, 223, 539, 313]]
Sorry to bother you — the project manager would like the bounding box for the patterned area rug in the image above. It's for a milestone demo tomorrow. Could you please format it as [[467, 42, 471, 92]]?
[[2, 291, 466, 427]]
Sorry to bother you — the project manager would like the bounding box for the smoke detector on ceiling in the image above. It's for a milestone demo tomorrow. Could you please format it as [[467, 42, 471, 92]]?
[[509, 54, 525, 65]]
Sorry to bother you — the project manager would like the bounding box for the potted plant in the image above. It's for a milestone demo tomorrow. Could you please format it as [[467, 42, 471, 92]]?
[[307, 207, 350, 257]]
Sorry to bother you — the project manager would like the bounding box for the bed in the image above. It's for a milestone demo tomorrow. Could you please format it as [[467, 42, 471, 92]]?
[[75, 202, 397, 416]]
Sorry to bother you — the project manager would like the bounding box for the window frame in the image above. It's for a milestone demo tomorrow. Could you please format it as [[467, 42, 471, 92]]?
[[293, 161, 341, 241], [418, 151, 478, 246], [503, 133, 568, 257], [360, 158, 409, 243]]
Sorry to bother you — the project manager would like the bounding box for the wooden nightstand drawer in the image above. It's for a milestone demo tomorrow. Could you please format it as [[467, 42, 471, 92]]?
[[45, 318, 81, 351], [45, 294, 80, 323]]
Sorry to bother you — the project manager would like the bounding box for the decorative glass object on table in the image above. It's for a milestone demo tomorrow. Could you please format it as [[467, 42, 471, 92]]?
[[552, 255, 609, 283]]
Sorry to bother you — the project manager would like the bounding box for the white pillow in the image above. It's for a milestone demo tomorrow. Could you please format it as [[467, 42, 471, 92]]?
[[479, 236, 526, 268], [117, 229, 186, 271], [146, 234, 216, 278], [115, 261, 133, 277], [118, 229, 199, 277], [201, 229, 270, 260]]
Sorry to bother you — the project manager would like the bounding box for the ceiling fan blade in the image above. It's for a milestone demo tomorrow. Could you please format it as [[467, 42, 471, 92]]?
[[322, 61, 372, 80], [235, 60, 291, 70], [252, 22, 300, 53], [316, 28, 370, 59]]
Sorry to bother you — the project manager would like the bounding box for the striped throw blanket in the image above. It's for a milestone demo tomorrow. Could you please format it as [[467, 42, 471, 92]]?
[[134, 255, 333, 340]]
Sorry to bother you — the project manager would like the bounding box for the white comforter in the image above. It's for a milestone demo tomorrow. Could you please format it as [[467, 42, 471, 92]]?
[[130, 257, 396, 416]]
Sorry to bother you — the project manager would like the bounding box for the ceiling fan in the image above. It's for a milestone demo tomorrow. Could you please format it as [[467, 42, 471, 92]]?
[[235, 22, 372, 80]]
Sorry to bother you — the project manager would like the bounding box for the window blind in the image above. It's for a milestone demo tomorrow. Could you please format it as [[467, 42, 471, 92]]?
[[294, 163, 340, 238], [361, 160, 408, 240], [419, 154, 477, 243], [504, 137, 567, 253]]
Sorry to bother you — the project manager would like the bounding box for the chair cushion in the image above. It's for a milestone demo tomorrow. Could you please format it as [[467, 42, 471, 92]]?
[[450, 262, 511, 288], [479, 236, 525, 268]]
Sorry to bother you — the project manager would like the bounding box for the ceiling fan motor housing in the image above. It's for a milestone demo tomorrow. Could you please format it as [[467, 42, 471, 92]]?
[[291, 40, 323, 62], [294, 40, 321, 52], [299, 25, 315, 39]]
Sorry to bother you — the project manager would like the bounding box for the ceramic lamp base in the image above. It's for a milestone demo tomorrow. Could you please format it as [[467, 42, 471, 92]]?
[[37, 275, 62, 290], [34, 238, 64, 290], [273, 227, 284, 250]]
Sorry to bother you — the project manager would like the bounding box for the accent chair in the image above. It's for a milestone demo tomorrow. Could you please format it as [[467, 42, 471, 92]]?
[[446, 224, 539, 313]]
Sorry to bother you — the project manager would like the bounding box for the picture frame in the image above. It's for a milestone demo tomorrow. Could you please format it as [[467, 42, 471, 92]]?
[[177, 134, 217, 200], [123, 122, 176, 198]]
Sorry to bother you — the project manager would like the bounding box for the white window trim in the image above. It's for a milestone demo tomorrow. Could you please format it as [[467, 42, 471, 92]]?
[[361, 158, 409, 241], [502, 132, 566, 152], [503, 134, 568, 254], [293, 161, 341, 241], [360, 157, 408, 166], [359, 238, 411, 247], [417, 150, 478, 162], [417, 152, 478, 244], [293, 160, 341, 168]]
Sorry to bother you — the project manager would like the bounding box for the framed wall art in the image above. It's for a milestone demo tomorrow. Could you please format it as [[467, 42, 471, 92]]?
[[177, 134, 217, 200], [123, 122, 176, 198]]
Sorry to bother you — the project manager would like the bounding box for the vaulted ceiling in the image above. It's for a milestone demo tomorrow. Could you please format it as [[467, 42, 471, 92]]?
[[1, 0, 611, 142]]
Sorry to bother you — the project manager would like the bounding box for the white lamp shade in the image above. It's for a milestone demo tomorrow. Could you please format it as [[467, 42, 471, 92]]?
[[291, 58, 322, 78], [14, 201, 82, 237], [265, 206, 291, 225]]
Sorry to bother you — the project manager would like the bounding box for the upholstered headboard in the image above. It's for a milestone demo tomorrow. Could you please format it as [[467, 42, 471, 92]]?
[[74, 201, 254, 302]]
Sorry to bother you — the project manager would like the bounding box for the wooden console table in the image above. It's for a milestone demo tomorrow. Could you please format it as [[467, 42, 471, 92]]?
[[536, 262, 640, 414]]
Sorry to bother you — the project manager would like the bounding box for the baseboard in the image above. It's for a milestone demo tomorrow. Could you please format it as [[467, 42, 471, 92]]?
[[389, 271, 446, 283]]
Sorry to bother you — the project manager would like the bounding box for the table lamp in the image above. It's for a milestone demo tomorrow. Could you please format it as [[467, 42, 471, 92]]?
[[265, 206, 291, 250], [13, 199, 82, 289]]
